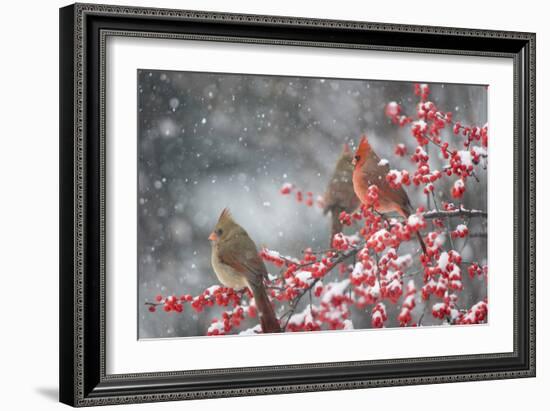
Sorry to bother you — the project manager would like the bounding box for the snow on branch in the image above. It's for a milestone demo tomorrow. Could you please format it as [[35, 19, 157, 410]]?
[[423, 208, 487, 220]]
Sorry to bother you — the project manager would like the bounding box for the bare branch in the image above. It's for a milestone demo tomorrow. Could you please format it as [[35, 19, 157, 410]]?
[[468, 232, 487, 238]]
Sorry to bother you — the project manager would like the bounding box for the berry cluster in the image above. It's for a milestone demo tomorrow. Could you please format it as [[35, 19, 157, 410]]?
[[259, 248, 288, 268], [386, 169, 410, 189], [451, 179, 466, 199], [207, 306, 248, 336], [286, 306, 322, 332], [456, 300, 488, 325], [394, 143, 407, 157], [415, 83, 430, 101], [280, 182, 322, 208], [371, 303, 388, 328], [362, 184, 380, 209], [453, 122, 488, 149], [432, 302, 451, 319], [451, 224, 469, 239], [398, 281, 417, 326], [384, 83, 488, 205], [467, 263, 487, 279], [147, 286, 247, 315], [331, 232, 359, 251]]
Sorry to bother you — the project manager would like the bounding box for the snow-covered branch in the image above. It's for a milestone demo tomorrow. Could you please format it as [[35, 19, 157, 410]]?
[[423, 209, 487, 220]]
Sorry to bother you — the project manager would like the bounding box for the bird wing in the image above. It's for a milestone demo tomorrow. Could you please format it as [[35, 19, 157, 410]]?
[[324, 176, 355, 212], [324, 152, 358, 213], [366, 151, 413, 215], [362, 150, 390, 182], [217, 233, 268, 287], [372, 151, 390, 174], [387, 186, 413, 215]]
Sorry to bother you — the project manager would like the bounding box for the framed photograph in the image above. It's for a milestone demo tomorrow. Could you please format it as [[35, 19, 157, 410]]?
[[59, 3, 535, 407]]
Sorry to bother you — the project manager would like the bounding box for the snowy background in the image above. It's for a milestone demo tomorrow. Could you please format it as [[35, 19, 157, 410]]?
[[137, 69, 487, 338]]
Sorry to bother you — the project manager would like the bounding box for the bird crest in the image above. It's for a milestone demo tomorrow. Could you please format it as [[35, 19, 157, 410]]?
[[353, 135, 372, 164], [357, 135, 371, 152], [218, 207, 233, 223]]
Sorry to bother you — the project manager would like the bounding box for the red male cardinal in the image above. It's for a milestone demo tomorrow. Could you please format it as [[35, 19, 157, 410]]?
[[209, 209, 281, 333], [323, 143, 360, 243], [352, 135, 427, 254]]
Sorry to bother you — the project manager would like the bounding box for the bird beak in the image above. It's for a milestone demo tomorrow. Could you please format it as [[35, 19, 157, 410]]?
[[351, 157, 357, 166], [208, 232, 218, 241]]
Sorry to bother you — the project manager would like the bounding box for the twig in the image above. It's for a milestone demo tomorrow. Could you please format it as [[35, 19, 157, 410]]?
[[303, 248, 335, 255], [468, 232, 488, 238]]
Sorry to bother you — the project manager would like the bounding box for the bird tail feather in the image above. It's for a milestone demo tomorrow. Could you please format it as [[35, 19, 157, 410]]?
[[416, 231, 427, 255], [250, 282, 281, 333], [400, 206, 427, 255]]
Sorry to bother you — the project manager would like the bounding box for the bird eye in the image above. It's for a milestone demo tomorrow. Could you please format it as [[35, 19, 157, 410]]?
[[216, 229, 223, 236], [354, 155, 360, 162]]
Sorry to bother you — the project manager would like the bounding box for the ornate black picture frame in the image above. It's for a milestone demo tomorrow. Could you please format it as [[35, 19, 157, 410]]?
[[59, 3, 535, 407]]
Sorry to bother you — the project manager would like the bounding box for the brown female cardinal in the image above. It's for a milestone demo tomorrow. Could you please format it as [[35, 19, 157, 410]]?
[[352, 135, 427, 254], [323, 143, 360, 243], [208, 209, 281, 333]]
